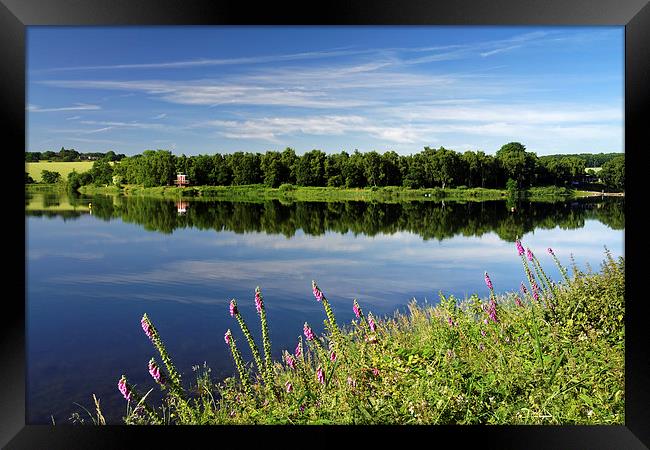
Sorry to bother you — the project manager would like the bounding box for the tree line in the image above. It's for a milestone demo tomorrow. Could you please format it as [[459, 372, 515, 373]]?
[[112, 142, 624, 191], [27, 142, 625, 191], [25, 147, 126, 162]]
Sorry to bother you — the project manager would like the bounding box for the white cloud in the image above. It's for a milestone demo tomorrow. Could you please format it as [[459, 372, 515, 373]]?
[[27, 103, 101, 113]]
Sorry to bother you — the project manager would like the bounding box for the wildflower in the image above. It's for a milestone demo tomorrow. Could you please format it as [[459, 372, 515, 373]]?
[[516, 239, 525, 256], [368, 314, 377, 332], [347, 376, 356, 387], [330, 351, 337, 362], [515, 296, 523, 307], [447, 316, 454, 327], [526, 248, 534, 262], [285, 353, 296, 369], [317, 367, 325, 384], [117, 375, 131, 401], [148, 358, 164, 384], [303, 323, 315, 341], [312, 280, 324, 302], [229, 299, 238, 317], [478, 343, 485, 351], [481, 329, 486, 337], [352, 299, 362, 318], [285, 381, 293, 393], [224, 330, 231, 345], [520, 282, 528, 296], [446, 349, 456, 359], [254, 289, 264, 314], [141, 315, 153, 340], [299, 404, 305, 412], [484, 272, 494, 291], [371, 368, 379, 377], [295, 341, 302, 358], [547, 247, 554, 256]]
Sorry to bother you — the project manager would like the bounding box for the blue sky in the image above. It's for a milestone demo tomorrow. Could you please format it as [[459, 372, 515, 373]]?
[[27, 26, 624, 156]]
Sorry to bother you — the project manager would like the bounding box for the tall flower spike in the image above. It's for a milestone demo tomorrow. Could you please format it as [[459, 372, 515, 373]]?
[[118, 375, 131, 401], [526, 248, 534, 262], [229, 299, 238, 317], [516, 239, 525, 256], [312, 280, 324, 302], [484, 272, 493, 290], [353, 299, 363, 319], [285, 353, 296, 369], [254, 287, 264, 314], [316, 366, 325, 385], [303, 322, 315, 341], [368, 314, 377, 332], [224, 330, 231, 345], [148, 358, 165, 385]]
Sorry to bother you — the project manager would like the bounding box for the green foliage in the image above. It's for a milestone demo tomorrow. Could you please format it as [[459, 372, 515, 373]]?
[[599, 156, 624, 191], [25, 172, 35, 184], [110, 247, 624, 425], [41, 169, 62, 184]]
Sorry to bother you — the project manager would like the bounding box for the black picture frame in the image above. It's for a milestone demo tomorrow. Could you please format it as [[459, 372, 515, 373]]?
[[3, 0, 647, 448]]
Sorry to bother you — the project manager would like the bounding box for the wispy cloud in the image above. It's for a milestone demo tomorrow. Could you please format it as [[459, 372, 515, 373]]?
[[27, 103, 101, 113], [152, 113, 167, 119]]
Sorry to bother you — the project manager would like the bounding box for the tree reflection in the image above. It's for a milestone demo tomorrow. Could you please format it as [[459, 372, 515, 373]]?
[[26, 194, 624, 241]]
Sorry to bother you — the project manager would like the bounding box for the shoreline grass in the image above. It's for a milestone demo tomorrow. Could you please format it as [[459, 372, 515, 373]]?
[[71, 183, 604, 203], [91, 241, 623, 425]]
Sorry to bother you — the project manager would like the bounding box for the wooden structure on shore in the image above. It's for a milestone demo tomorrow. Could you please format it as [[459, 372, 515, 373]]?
[[174, 173, 189, 187]]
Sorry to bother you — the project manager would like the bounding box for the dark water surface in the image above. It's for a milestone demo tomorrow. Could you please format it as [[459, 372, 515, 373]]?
[[25, 191, 624, 424]]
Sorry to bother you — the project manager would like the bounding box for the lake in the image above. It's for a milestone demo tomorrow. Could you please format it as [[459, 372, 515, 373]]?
[[25, 191, 624, 424]]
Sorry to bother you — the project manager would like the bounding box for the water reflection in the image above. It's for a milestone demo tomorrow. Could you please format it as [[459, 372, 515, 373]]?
[[25, 191, 624, 425], [26, 192, 624, 242]]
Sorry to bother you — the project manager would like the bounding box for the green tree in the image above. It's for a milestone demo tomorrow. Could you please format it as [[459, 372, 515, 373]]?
[[599, 155, 625, 190], [41, 170, 61, 184], [295, 150, 326, 186], [343, 150, 366, 188], [260, 151, 290, 187], [25, 172, 35, 184], [228, 152, 262, 185], [495, 142, 538, 188], [89, 159, 114, 186]]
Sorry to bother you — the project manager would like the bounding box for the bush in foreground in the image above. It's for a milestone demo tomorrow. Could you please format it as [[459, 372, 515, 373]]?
[[98, 241, 624, 425]]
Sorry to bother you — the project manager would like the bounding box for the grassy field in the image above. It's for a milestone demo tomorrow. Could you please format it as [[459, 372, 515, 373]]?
[[26, 161, 95, 182]]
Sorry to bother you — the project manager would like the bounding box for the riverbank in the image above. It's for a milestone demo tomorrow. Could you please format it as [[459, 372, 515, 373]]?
[[109, 247, 624, 425], [72, 184, 593, 203]]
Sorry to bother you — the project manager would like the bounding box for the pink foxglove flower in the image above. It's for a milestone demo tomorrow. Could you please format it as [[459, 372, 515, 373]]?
[[141, 315, 153, 340], [547, 247, 554, 255], [148, 358, 164, 384], [229, 299, 238, 317], [515, 296, 523, 307], [316, 367, 325, 384], [312, 280, 324, 302], [330, 351, 337, 362], [118, 376, 131, 401], [352, 300, 362, 318], [484, 272, 493, 290], [516, 239, 525, 256], [295, 342, 301, 358], [368, 315, 377, 332], [371, 368, 379, 377], [303, 323, 315, 341], [285, 381, 293, 393], [254, 289, 263, 314], [526, 248, 534, 262], [520, 282, 528, 295], [224, 330, 232, 345], [285, 353, 296, 369], [347, 376, 356, 387]]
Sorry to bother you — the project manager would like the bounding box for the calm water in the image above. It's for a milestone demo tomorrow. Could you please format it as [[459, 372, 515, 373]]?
[[25, 191, 624, 424]]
